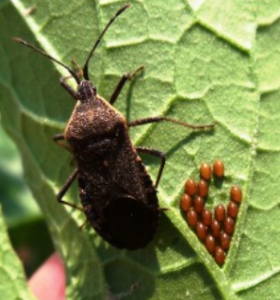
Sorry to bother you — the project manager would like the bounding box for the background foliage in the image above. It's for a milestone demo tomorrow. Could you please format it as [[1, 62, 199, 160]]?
[[1, 0, 280, 299]]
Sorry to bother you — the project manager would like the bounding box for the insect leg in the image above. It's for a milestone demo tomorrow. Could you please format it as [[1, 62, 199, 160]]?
[[60, 76, 79, 100], [60, 59, 83, 99], [128, 116, 214, 129], [56, 169, 83, 211], [53, 134, 72, 152], [70, 58, 83, 79], [135, 147, 166, 188], [109, 66, 144, 105], [53, 134, 64, 141]]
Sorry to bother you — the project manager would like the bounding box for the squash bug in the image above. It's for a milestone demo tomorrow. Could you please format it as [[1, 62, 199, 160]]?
[[13, 4, 214, 250]]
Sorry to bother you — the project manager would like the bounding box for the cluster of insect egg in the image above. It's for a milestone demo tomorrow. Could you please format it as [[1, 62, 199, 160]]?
[[180, 160, 242, 265]]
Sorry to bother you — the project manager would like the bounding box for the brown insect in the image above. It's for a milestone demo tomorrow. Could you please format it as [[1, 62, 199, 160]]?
[[13, 4, 214, 250]]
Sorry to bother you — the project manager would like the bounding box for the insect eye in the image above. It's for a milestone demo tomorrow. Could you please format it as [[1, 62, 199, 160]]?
[[78, 81, 97, 101]]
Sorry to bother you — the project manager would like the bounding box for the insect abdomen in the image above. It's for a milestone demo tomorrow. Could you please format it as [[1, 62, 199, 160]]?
[[78, 137, 159, 250]]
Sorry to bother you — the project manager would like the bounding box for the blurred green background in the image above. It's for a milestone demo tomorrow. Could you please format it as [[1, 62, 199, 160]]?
[[0, 122, 54, 278]]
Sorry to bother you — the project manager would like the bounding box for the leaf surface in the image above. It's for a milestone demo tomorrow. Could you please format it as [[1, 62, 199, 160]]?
[[1, 0, 280, 299], [0, 207, 35, 300]]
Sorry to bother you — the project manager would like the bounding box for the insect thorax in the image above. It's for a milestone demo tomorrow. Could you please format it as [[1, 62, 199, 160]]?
[[64, 95, 127, 167], [65, 94, 126, 141]]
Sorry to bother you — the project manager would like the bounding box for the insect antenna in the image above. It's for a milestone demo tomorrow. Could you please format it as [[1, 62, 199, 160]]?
[[83, 3, 130, 81], [12, 37, 80, 84]]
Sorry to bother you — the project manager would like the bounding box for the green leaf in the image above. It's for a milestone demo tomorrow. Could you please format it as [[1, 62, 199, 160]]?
[[1, 0, 280, 299], [0, 207, 35, 300], [0, 123, 40, 228]]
